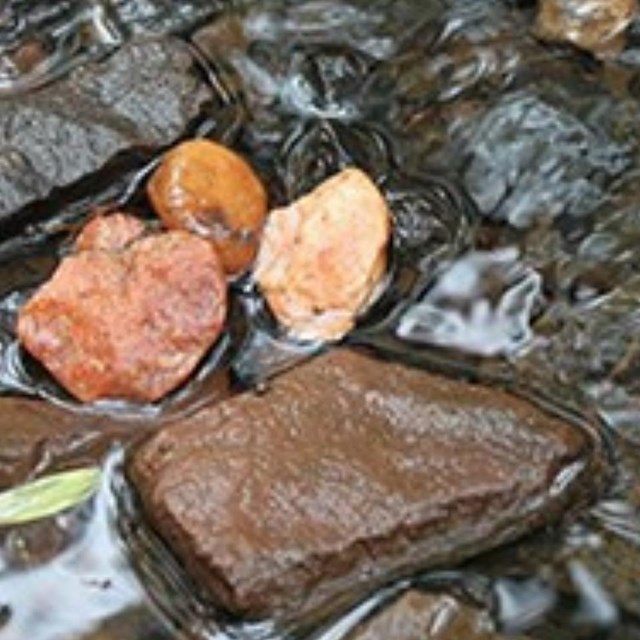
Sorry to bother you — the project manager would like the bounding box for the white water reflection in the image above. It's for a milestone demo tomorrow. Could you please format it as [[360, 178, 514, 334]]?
[[398, 248, 541, 357], [0, 457, 142, 640], [0, 1, 123, 96]]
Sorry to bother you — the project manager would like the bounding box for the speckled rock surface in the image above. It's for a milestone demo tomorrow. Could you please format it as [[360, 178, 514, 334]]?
[[131, 349, 600, 620]]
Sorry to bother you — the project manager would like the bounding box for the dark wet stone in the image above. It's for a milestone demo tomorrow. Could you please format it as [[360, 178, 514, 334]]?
[[346, 590, 526, 640], [456, 90, 630, 228], [0, 36, 217, 229], [0, 396, 129, 489], [131, 349, 600, 621]]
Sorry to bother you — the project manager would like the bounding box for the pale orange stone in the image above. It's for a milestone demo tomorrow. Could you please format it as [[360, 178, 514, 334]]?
[[255, 168, 391, 341]]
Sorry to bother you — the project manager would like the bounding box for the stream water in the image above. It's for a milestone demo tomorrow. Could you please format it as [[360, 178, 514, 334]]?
[[0, 1, 639, 639]]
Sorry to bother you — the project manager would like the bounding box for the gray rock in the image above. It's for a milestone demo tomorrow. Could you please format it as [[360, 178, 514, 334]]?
[[0, 37, 215, 227]]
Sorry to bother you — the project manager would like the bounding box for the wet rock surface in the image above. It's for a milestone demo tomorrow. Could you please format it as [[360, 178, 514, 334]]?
[[455, 90, 630, 228], [536, 0, 638, 57], [131, 349, 599, 621], [18, 214, 227, 403], [345, 590, 524, 640], [148, 139, 268, 276], [0, 396, 128, 489], [254, 168, 390, 341], [0, 1, 639, 639], [366, 3, 639, 230], [0, 37, 216, 230]]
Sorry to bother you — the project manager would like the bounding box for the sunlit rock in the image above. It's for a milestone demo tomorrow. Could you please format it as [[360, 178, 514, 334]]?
[[536, 0, 637, 58]]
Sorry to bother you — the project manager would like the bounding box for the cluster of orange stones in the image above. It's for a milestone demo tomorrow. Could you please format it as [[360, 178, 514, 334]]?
[[17, 140, 391, 403]]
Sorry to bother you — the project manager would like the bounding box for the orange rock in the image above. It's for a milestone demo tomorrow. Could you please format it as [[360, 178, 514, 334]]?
[[254, 168, 390, 341], [147, 139, 268, 276], [73, 211, 146, 252], [18, 214, 227, 403]]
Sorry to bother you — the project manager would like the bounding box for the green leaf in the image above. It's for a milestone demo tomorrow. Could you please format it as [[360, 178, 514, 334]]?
[[0, 467, 101, 527]]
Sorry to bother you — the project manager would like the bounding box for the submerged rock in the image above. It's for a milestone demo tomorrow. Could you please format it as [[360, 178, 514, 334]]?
[[368, 3, 638, 230], [0, 396, 127, 489], [346, 590, 527, 640], [0, 37, 217, 228], [451, 88, 630, 228], [130, 349, 601, 622], [536, 0, 637, 58], [110, 0, 226, 36]]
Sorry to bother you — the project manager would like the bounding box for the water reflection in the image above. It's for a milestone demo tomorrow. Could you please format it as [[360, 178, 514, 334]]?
[[398, 248, 541, 357], [494, 577, 556, 633], [0, 0, 639, 639], [0, 0, 122, 96], [0, 455, 152, 640]]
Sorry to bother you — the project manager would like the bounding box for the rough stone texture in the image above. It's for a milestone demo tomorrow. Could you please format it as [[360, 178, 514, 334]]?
[[0, 37, 214, 226], [18, 215, 227, 403], [131, 349, 600, 620], [254, 168, 390, 341]]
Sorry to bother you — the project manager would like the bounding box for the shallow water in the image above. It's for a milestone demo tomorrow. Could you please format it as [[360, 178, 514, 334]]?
[[0, 0, 640, 639]]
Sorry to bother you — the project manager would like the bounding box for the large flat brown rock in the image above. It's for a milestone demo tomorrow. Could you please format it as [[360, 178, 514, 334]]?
[[130, 349, 601, 620]]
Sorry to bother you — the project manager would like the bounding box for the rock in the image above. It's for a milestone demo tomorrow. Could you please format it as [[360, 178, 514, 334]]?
[[0, 37, 216, 228], [0, 396, 126, 489], [130, 349, 600, 621], [147, 139, 268, 276], [457, 90, 630, 228], [73, 212, 147, 253], [536, 0, 637, 58], [18, 214, 227, 403], [254, 168, 391, 341], [345, 590, 525, 640]]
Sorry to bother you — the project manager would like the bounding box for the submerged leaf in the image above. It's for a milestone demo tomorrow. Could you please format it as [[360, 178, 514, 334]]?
[[0, 467, 100, 527]]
